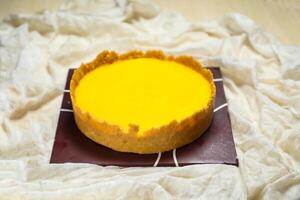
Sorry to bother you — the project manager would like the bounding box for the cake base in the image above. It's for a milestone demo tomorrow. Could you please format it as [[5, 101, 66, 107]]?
[[50, 67, 238, 167]]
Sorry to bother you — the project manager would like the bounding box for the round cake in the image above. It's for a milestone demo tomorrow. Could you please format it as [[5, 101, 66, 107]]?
[[70, 50, 216, 154]]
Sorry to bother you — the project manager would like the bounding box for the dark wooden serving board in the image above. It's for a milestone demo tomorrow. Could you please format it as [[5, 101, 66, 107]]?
[[50, 67, 238, 167]]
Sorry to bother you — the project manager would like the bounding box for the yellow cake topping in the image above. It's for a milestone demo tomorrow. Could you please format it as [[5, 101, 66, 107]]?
[[70, 50, 215, 154], [74, 58, 212, 134]]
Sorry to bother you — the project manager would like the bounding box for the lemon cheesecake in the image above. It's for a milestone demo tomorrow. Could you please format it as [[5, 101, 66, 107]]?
[[70, 50, 215, 154]]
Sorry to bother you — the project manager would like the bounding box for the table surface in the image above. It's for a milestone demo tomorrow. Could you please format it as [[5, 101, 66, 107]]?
[[0, 0, 299, 46]]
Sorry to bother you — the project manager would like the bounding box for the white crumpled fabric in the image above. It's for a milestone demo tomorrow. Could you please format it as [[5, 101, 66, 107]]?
[[0, 0, 300, 199]]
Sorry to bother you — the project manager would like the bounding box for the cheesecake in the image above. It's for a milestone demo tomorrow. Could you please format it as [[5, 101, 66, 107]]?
[[70, 50, 216, 154]]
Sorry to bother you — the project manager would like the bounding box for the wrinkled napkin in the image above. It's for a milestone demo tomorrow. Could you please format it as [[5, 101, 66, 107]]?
[[0, 0, 300, 199]]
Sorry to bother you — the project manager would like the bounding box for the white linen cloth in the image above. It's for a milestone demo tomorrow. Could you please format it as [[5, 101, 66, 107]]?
[[0, 0, 300, 199]]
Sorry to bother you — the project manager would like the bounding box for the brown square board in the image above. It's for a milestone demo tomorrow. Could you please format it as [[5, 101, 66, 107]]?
[[50, 67, 238, 167]]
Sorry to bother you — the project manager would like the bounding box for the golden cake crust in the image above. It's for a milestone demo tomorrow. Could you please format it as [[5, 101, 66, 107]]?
[[70, 50, 216, 154]]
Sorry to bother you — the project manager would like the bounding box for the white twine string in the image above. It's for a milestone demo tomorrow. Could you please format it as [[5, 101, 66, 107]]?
[[153, 152, 162, 167], [60, 108, 73, 112], [213, 78, 223, 82], [214, 103, 228, 113], [173, 149, 179, 167]]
